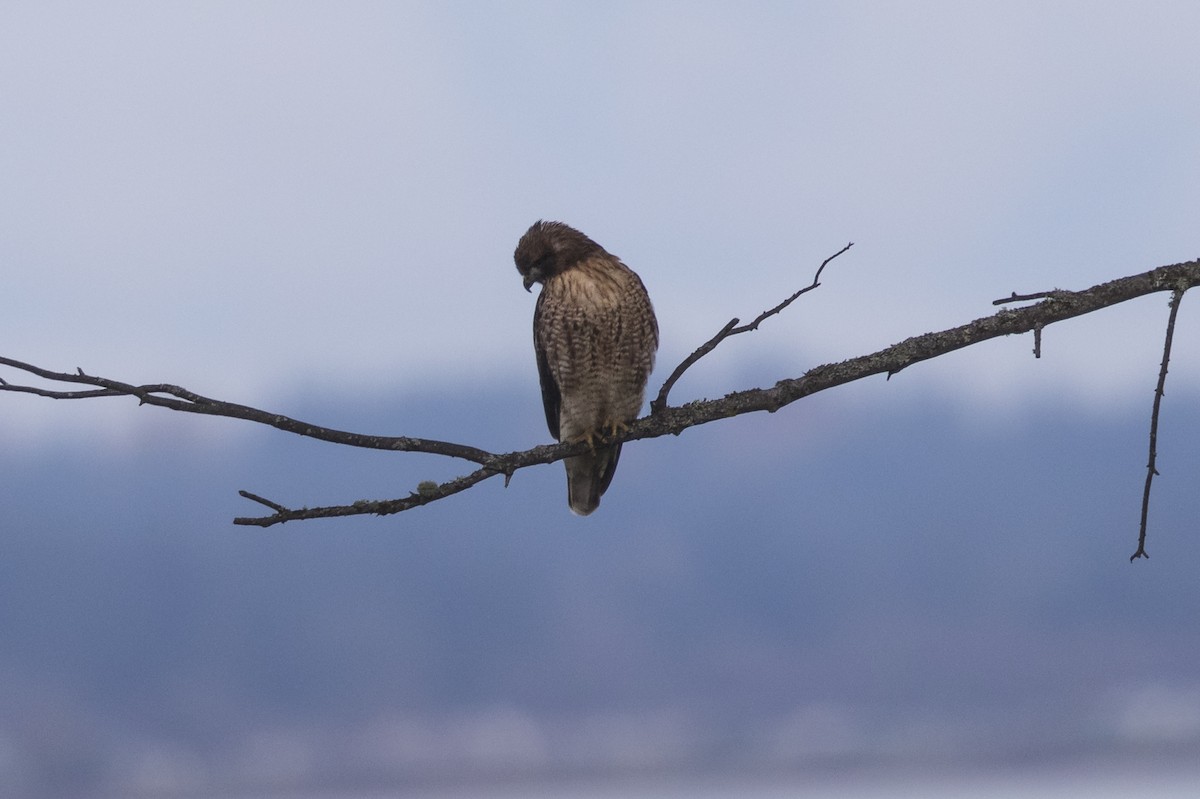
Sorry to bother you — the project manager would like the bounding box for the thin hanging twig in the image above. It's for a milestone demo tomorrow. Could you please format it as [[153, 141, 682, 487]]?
[[1131, 287, 1187, 561]]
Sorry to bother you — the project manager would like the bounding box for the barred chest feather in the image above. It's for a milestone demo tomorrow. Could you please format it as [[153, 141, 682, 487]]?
[[537, 256, 658, 438]]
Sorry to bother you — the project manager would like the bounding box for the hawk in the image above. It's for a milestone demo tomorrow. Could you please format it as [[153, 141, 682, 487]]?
[[514, 221, 659, 515]]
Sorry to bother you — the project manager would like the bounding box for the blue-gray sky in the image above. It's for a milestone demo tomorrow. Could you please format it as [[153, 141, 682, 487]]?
[[5, 6, 1200, 795], [4, 1, 1199, 445]]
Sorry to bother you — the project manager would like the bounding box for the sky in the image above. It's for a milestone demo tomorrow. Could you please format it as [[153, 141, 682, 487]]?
[[3, 1, 1199, 444], [3, 4, 1200, 796]]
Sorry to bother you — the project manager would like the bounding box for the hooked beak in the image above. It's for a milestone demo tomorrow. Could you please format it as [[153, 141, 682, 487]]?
[[522, 274, 536, 292]]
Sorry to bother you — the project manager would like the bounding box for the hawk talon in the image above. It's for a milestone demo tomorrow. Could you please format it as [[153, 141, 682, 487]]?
[[564, 431, 597, 451], [603, 420, 629, 441], [566, 422, 628, 451]]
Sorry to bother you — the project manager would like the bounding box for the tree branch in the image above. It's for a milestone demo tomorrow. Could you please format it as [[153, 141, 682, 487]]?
[[1130, 287, 1187, 561], [2, 258, 1198, 530], [651, 241, 854, 414], [0, 356, 497, 466]]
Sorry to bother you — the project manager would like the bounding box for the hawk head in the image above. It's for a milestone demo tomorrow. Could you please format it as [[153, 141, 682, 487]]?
[[514, 220, 605, 292]]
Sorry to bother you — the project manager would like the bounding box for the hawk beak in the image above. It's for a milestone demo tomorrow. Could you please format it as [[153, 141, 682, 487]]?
[[522, 274, 536, 292]]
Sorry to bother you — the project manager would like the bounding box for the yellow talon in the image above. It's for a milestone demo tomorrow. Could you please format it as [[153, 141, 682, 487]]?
[[566, 431, 597, 451], [566, 421, 629, 450], [604, 420, 629, 440]]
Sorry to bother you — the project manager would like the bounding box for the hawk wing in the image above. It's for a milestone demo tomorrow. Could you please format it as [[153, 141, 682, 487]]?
[[596, 442, 621, 495], [532, 290, 561, 440]]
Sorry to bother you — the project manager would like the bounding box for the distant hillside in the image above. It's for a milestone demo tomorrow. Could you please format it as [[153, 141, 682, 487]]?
[[3, 384, 1199, 797]]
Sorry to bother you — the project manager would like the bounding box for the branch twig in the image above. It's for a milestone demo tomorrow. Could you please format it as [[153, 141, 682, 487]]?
[[650, 242, 854, 413], [1130, 287, 1187, 561], [234, 469, 497, 526], [992, 289, 1072, 305]]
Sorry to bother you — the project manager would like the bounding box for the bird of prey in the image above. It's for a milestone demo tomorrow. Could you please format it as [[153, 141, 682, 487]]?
[[513, 221, 659, 515]]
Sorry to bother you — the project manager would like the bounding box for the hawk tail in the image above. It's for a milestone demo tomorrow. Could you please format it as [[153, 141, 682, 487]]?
[[565, 443, 622, 516]]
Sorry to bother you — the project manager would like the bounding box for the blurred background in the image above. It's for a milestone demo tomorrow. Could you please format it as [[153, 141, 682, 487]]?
[[2, 2, 1199, 796]]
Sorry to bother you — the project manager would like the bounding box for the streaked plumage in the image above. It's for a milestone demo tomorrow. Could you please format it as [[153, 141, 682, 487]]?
[[513, 221, 658, 515]]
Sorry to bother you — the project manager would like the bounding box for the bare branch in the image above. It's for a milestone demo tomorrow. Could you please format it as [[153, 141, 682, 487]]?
[[238, 490, 288, 514], [1131, 287, 1187, 561], [3, 257, 1199, 528], [0, 356, 496, 465], [992, 289, 1072, 305], [234, 468, 497, 526], [225, 259, 1200, 525], [650, 317, 740, 416], [651, 242, 854, 414]]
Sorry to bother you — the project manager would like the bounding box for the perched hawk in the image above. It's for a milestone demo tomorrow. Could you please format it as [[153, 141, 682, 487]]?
[[514, 221, 659, 515]]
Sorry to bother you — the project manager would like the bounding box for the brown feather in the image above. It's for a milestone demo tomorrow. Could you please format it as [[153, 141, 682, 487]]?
[[515, 222, 658, 515]]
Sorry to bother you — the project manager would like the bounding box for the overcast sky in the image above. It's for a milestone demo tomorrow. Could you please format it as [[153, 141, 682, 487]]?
[[4, 7, 1200, 793], [4, 2, 1199, 443]]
